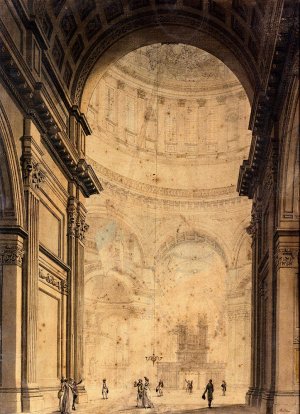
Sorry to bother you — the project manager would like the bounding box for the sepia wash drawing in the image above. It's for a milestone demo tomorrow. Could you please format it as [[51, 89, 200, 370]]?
[[0, 1, 298, 414]]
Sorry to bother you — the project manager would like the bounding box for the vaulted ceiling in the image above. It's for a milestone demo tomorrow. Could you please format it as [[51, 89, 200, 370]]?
[[32, 0, 271, 105]]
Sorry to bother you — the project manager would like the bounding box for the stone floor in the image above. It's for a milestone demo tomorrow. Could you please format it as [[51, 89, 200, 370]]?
[[45, 389, 257, 414]]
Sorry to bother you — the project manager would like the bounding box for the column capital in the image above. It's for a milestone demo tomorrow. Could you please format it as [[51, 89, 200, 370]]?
[[67, 196, 78, 237], [0, 244, 24, 267], [246, 201, 262, 238], [275, 247, 298, 269], [75, 202, 89, 243]]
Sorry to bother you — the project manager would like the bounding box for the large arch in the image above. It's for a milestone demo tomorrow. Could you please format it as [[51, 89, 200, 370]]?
[[0, 101, 24, 229], [75, 17, 258, 113]]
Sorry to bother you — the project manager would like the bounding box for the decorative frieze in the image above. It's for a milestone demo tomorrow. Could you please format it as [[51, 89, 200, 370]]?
[[39, 268, 68, 294], [0, 245, 24, 266], [228, 309, 250, 321], [275, 247, 298, 269]]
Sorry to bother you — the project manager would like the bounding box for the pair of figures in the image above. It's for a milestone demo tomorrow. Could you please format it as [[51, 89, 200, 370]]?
[[58, 377, 82, 413], [134, 377, 154, 408]]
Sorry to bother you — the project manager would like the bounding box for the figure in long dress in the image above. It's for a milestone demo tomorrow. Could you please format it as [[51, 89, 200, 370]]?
[[134, 379, 143, 408], [58, 377, 66, 413], [143, 377, 154, 409], [61, 379, 73, 414], [156, 379, 164, 397], [102, 379, 109, 399]]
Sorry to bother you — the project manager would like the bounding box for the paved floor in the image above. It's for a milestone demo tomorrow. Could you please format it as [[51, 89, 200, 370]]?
[[45, 389, 257, 414]]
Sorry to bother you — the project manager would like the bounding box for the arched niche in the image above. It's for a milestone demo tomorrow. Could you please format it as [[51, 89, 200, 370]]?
[[155, 230, 229, 269], [76, 22, 256, 114], [0, 101, 24, 228]]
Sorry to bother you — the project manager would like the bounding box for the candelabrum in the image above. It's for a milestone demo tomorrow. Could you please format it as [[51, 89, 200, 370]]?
[[145, 353, 163, 366]]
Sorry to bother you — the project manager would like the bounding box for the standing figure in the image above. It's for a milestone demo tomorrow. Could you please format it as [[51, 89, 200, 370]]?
[[185, 379, 193, 394], [143, 377, 154, 409], [134, 379, 143, 408], [221, 380, 227, 396], [60, 378, 73, 414], [203, 379, 214, 409], [58, 377, 66, 414], [70, 378, 82, 410], [156, 379, 164, 397], [102, 379, 109, 399]]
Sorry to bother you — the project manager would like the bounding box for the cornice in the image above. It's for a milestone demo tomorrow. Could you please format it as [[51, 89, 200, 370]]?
[[39, 244, 70, 272], [0, 226, 28, 239], [238, 1, 298, 198], [88, 157, 238, 201], [0, 35, 101, 197]]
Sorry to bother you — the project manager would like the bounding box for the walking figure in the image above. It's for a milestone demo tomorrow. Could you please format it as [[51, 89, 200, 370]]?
[[70, 378, 82, 410], [102, 379, 109, 399], [59, 378, 73, 414], [221, 380, 227, 396], [134, 379, 143, 408], [143, 377, 154, 408], [156, 379, 164, 396], [185, 379, 193, 394], [202, 379, 214, 409]]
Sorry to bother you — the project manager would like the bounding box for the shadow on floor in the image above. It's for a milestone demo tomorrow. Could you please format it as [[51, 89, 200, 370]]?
[[118, 404, 255, 414]]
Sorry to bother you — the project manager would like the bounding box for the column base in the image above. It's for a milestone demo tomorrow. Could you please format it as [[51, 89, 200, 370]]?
[[22, 387, 44, 412], [0, 388, 22, 414], [77, 385, 88, 404], [272, 392, 299, 414], [246, 387, 261, 408]]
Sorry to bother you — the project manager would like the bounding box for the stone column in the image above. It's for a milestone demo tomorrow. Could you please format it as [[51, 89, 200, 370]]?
[[66, 193, 77, 378], [74, 202, 88, 403], [0, 236, 24, 413], [246, 201, 262, 407], [273, 242, 299, 414], [66, 194, 88, 402], [21, 119, 45, 411]]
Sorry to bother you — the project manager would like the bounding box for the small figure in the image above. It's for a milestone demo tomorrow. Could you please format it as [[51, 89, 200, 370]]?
[[70, 378, 82, 410], [134, 379, 143, 408], [202, 379, 214, 409], [143, 377, 154, 409], [221, 380, 227, 396], [185, 379, 193, 394], [58, 377, 66, 414], [102, 379, 109, 399], [59, 378, 73, 414], [156, 379, 164, 396]]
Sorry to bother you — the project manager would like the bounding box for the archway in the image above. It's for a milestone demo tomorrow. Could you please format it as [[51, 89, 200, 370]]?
[[82, 37, 253, 412], [0, 102, 25, 413]]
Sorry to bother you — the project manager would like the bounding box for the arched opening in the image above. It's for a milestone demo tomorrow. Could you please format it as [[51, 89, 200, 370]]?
[[82, 39, 253, 412], [76, 23, 256, 114]]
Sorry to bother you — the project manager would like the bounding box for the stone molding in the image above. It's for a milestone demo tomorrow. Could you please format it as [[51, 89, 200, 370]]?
[[38, 267, 68, 294], [0, 245, 24, 266]]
